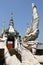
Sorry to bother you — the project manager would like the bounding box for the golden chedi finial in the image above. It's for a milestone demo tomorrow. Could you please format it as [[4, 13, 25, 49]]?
[[2, 21, 5, 34]]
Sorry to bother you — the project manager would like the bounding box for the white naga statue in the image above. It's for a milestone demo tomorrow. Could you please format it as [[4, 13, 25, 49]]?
[[23, 3, 39, 42]]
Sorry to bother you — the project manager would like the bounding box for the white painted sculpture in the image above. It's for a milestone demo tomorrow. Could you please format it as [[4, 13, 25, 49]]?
[[23, 3, 39, 42]]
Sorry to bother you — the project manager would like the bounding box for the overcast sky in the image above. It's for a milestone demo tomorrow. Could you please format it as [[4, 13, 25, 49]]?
[[0, 0, 43, 42]]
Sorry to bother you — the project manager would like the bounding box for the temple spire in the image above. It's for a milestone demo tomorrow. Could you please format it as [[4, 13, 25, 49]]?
[[1, 21, 5, 34], [26, 22, 29, 29], [9, 13, 15, 33], [9, 13, 14, 28], [10, 13, 13, 21]]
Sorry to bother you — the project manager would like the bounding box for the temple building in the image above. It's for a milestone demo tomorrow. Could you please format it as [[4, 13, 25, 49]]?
[[0, 16, 21, 49]]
